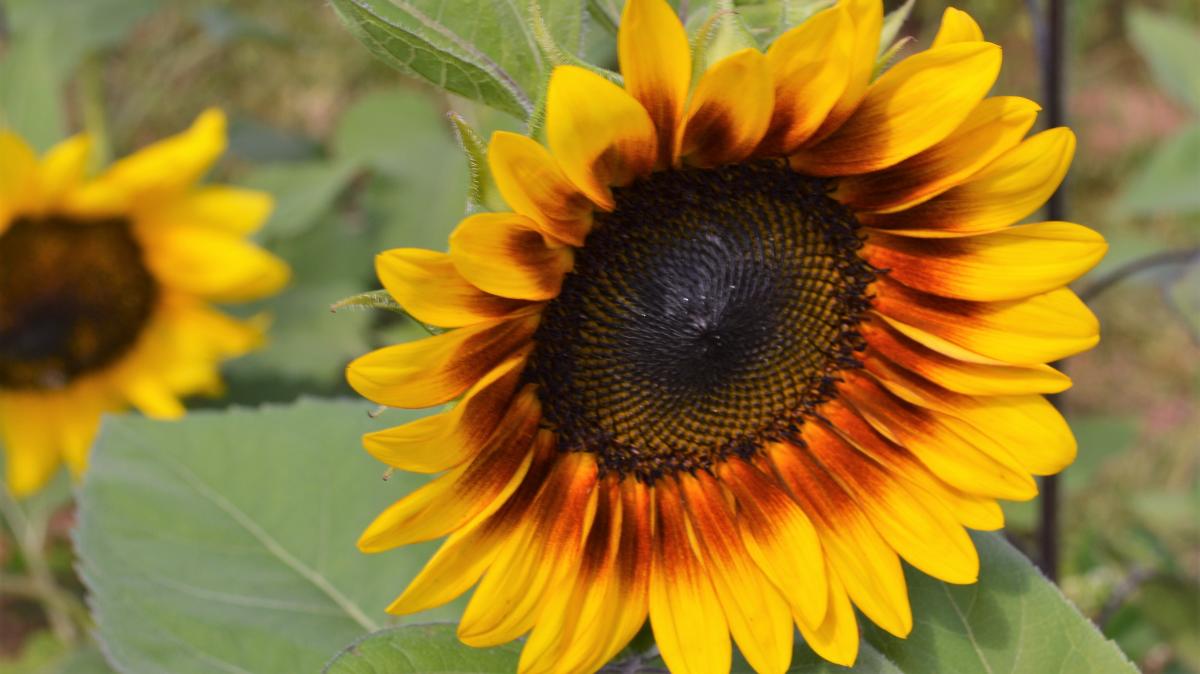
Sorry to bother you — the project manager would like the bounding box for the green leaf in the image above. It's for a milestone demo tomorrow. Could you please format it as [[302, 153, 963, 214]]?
[[1117, 123, 1200, 217], [1127, 7, 1200, 112], [877, 0, 914, 56], [865, 533, 1137, 673], [328, 0, 588, 121], [332, 89, 450, 176], [243, 160, 362, 239], [323, 624, 523, 673], [75, 399, 459, 674]]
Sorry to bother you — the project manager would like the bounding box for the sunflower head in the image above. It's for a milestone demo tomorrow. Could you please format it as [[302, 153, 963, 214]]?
[[0, 110, 290, 497], [347, 2, 1106, 672]]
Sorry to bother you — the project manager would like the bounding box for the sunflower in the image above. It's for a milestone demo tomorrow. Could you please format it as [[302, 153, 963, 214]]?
[[0, 110, 289, 497], [346, 1, 1105, 671]]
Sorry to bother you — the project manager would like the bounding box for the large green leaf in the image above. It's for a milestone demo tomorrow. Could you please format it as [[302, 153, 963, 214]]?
[[864, 533, 1137, 673], [323, 624, 523, 674], [327, 0, 587, 121], [1127, 7, 1200, 113], [326, 532, 1134, 672], [75, 399, 457, 674]]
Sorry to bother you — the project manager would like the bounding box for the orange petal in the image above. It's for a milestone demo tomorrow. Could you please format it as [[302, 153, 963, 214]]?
[[346, 312, 539, 408], [860, 127, 1077, 235], [458, 451, 599, 646], [871, 276, 1099, 365], [719, 459, 828, 630], [859, 317, 1071, 395], [768, 444, 913, 638], [862, 222, 1107, 301], [758, 5, 854, 155], [649, 479, 732, 674], [376, 248, 528, 327], [362, 351, 528, 472], [834, 97, 1039, 212], [681, 472, 794, 674], [680, 49, 774, 168], [791, 41, 1002, 175], [356, 390, 542, 551], [487, 131, 594, 246], [619, 0, 691, 165], [546, 66, 657, 209], [449, 212, 573, 301], [808, 0, 884, 141]]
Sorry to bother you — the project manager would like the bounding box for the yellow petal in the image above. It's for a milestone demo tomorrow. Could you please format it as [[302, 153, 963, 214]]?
[[153, 186, 274, 235], [860, 317, 1072, 395], [862, 127, 1077, 235], [387, 512, 509, 614], [820, 400, 1007, 531], [863, 222, 1107, 301], [844, 373, 1038, 501], [834, 96, 1040, 213], [120, 375, 187, 420], [449, 213, 573, 301], [796, 564, 860, 667], [0, 395, 64, 497], [135, 223, 290, 302], [810, 0, 883, 140], [488, 131, 594, 246], [719, 459, 827, 629], [546, 66, 657, 209], [376, 248, 528, 328], [805, 421, 979, 584], [389, 438, 556, 614], [931, 7, 984, 47], [873, 277, 1100, 365], [37, 134, 92, 206], [58, 393, 105, 475], [618, 0, 690, 165], [80, 108, 227, 205], [759, 5, 854, 155], [866, 356, 1077, 476], [649, 480, 732, 674], [357, 392, 541, 551], [0, 131, 38, 221], [362, 352, 527, 472], [680, 49, 774, 168], [792, 41, 1002, 175], [519, 481, 630, 674], [458, 452, 598, 646], [769, 444, 913, 638], [681, 472, 794, 674], [346, 312, 539, 408]]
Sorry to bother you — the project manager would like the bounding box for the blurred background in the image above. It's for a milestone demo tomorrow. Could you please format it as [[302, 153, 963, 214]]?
[[0, 0, 1196, 672]]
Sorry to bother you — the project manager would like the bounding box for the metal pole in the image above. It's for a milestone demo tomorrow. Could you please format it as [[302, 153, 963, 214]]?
[[1038, 0, 1066, 582]]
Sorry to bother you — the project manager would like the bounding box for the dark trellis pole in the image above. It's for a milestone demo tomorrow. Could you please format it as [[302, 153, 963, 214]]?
[[1036, 0, 1066, 582]]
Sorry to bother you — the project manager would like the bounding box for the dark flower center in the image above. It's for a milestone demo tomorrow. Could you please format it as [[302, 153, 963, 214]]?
[[0, 215, 158, 390], [527, 161, 876, 481]]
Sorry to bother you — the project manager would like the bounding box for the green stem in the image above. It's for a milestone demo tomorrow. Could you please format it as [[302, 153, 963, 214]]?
[[0, 488, 80, 646], [78, 54, 111, 169]]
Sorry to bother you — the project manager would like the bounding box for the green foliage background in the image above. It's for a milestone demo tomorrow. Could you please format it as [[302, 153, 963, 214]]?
[[0, 0, 1196, 672]]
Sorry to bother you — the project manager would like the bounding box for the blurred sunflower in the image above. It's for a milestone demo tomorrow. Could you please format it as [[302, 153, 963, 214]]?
[[346, 1, 1106, 672], [0, 110, 289, 497]]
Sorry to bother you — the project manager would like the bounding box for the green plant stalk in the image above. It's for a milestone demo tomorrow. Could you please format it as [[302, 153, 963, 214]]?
[[0, 488, 81, 646], [78, 54, 111, 169]]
